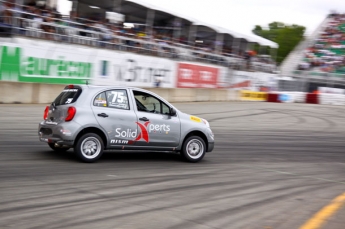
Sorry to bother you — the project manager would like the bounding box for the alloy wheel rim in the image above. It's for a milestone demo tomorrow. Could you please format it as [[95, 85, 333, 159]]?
[[81, 137, 101, 159], [186, 139, 204, 159]]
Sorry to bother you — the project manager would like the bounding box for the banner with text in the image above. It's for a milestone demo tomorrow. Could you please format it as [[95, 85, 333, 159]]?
[[92, 51, 176, 88], [176, 63, 219, 88], [0, 39, 93, 84]]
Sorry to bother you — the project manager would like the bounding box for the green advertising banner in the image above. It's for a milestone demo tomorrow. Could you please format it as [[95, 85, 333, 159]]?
[[0, 45, 92, 84]]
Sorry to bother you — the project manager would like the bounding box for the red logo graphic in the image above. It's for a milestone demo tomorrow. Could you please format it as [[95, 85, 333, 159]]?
[[134, 121, 150, 143]]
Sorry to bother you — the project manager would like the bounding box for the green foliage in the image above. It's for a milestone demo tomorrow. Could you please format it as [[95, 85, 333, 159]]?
[[252, 21, 306, 64]]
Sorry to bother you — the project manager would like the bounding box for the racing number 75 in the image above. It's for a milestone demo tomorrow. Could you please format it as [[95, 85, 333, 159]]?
[[110, 91, 125, 103]]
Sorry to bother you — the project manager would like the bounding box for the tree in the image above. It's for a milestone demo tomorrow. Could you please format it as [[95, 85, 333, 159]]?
[[252, 22, 306, 64]]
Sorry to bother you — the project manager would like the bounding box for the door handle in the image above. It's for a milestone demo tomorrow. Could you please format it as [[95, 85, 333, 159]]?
[[139, 117, 149, 121], [97, 113, 109, 118]]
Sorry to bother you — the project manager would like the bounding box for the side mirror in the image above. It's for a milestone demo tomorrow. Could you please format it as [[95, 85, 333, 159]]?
[[170, 108, 177, 116]]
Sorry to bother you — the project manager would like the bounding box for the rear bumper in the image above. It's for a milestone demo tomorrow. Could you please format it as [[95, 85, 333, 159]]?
[[38, 120, 80, 146]]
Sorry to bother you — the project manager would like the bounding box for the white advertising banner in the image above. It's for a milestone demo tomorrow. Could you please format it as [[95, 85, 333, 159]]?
[[228, 71, 278, 91], [92, 51, 176, 88], [1, 38, 176, 87], [318, 87, 345, 94]]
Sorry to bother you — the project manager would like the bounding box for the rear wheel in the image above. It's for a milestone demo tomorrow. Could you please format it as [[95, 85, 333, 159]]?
[[75, 133, 104, 163], [181, 136, 206, 162], [48, 143, 70, 152]]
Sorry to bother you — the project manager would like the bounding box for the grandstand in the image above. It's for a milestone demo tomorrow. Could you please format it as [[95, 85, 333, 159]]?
[[280, 12, 345, 92], [279, 12, 345, 93], [0, 0, 278, 73]]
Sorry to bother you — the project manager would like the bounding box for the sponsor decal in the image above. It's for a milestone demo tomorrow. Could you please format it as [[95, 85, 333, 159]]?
[[190, 116, 202, 123], [60, 129, 72, 136], [95, 100, 107, 104], [45, 120, 58, 125], [63, 89, 78, 92], [110, 139, 129, 144], [134, 121, 150, 142], [113, 121, 171, 144]]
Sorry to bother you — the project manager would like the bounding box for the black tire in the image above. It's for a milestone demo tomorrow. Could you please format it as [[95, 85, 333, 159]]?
[[181, 136, 206, 163], [48, 143, 70, 152], [75, 133, 104, 163]]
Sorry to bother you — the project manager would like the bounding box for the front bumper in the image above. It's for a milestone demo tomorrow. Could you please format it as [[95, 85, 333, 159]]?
[[206, 127, 214, 152], [207, 141, 214, 152]]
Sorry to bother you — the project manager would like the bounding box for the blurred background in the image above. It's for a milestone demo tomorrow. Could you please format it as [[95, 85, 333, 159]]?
[[0, 0, 344, 101]]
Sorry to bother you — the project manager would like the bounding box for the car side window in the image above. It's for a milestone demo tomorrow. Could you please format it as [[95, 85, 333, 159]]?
[[162, 102, 170, 115], [133, 90, 170, 115], [106, 90, 130, 110], [93, 92, 108, 107]]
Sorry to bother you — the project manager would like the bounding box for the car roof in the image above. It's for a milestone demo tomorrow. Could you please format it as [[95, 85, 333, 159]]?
[[75, 85, 145, 91]]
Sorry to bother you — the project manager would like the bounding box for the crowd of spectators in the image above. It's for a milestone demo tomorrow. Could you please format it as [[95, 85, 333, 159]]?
[[0, 0, 275, 71], [298, 13, 345, 74]]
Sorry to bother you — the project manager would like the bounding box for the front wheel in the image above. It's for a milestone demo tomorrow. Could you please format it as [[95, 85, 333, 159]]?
[[75, 133, 104, 163], [181, 136, 206, 162], [48, 143, 70, 152]]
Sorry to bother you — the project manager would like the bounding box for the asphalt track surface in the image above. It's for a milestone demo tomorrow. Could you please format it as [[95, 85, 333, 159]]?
[[0, 102, 344, 229]]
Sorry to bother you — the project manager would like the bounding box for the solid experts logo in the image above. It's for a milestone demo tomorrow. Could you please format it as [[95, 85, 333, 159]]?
[[112, 121, 171, 145], [134, 121, 150, 143]]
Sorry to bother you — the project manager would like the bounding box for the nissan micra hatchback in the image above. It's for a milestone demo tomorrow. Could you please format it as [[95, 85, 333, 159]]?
[[38, 85, 214, 163]]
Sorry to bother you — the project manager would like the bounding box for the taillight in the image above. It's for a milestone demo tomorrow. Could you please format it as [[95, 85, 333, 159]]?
[[43, 106, 49, 120], [65, 107, 76, 121]]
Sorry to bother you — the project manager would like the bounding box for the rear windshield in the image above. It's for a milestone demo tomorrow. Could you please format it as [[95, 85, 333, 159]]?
[[54, 88, 82, 106]]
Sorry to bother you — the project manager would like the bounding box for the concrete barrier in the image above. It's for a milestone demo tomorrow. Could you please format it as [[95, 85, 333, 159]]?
[[0, 82, 240, 104], [0, 81, 35, 103]]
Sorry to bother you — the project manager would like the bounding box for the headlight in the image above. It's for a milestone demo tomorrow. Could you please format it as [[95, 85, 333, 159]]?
[[202, 118, 210, 128]]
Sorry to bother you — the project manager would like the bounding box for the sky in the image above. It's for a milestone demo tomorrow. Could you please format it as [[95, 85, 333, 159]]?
[[57, 0, 345, 36]]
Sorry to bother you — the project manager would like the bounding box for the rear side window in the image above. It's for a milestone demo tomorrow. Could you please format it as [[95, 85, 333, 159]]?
[[93, 92, 107, 107], [54, 88, 82, 106], [93, 89, 130, 110]]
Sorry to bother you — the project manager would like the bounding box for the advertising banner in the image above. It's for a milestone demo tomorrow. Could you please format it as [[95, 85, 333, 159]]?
[[0, 38, 176, 87], [0, 40, 93, 84], [240, 90, 267, 101], [92, 51, 176, 88], [176, 63, 219, 88], [229, 71, 278, 92], [318, 87, 345, 94]]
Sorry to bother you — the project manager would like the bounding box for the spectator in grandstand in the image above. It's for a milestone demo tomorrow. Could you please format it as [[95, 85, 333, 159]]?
[[32, 8, 43, 24], [66, 11, 80, 27], [93, 20, 114, 45], [298, 13, 345, 74], [41, 10, 56, 40]]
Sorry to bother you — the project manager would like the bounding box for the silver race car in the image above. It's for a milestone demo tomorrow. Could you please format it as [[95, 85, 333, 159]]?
[[38, 85, 214, 162]]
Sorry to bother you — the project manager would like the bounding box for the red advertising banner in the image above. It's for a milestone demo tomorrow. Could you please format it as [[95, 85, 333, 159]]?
[[177, 63, 219, 88]]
